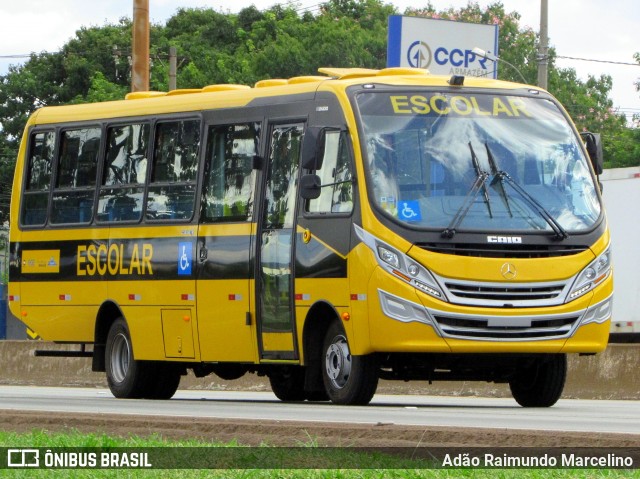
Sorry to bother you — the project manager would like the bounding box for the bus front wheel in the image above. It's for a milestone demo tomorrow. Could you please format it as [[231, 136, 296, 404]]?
[[509, 354, 567, 407], [321, 322, 378, 405]]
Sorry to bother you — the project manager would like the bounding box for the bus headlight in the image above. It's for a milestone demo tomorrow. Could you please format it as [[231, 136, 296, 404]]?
[[374, 241, 446, 301], [567, 247, 611, 302], [354, 225, 447, 302], [377, 245, 400, 269]]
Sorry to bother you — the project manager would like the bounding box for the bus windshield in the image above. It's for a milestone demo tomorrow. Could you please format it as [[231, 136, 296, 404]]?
[[356, 91, 602, 235]]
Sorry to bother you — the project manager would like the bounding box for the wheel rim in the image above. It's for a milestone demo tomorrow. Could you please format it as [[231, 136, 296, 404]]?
[[325, 335, 352, 390], [109, 332, 131, 383]]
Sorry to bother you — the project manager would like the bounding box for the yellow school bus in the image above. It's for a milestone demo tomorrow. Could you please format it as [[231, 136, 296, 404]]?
[[8, 67, 612, 406]]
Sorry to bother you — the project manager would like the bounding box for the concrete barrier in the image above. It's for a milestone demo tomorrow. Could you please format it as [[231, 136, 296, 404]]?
[[0, 341, 638, 400]]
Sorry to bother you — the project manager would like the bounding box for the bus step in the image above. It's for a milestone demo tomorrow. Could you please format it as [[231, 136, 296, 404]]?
[[34, 349, 93, 358]]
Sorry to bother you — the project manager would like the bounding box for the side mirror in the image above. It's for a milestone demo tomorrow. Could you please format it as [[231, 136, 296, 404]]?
[[300, 174, 322, 200], [580, 132, 603, 175], [301, 127, 324, 170], [301, 126, 343, 170]]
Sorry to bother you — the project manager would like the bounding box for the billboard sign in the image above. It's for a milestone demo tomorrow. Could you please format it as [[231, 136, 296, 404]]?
[[387, 16, 499, 78]]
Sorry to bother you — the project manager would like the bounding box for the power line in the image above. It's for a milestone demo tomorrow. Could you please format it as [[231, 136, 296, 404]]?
[[556, 55, 640, 67]]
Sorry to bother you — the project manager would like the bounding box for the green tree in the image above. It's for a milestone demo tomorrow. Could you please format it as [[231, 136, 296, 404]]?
[[72, 71, 129, 104]]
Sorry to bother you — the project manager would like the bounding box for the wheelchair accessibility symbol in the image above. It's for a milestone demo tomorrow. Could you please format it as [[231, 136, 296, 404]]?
[[399, 200, 422, 222], [178, 242, 193, 275]]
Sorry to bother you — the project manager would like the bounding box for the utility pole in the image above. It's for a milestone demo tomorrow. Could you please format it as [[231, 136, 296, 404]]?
[[169, 46, 177, 91], [537, 0, 549, 90], [131, 0, 150, 92]]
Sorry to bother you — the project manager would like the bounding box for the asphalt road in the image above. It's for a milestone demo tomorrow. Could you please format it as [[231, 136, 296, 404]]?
[[0, 386, 639, 436]]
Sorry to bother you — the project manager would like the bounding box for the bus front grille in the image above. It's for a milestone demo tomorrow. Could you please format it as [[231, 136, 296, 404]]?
[[432, 274, 573, 308], [444, 282, 566, 303], [432, 314, 580, 340]]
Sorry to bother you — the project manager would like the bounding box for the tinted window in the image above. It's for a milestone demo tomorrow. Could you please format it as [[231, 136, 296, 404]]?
[[263, 125, 302, 229], [25, 131, 55, 191], [307, 131, 354, 214], [201, 123, 259, 223], [50, 127, 101, 224], [97, 123, 149, 223], [146, 119, 201, 221], [152, 120, 200, 183], [104, 123, 149, 185], [21, 131, 55, 226]]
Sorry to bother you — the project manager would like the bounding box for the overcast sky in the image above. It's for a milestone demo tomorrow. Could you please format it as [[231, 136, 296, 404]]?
[[1, 0, 638, 120]]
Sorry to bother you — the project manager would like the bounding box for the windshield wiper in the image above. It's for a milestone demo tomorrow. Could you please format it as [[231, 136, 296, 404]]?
[[485, 144, 569, 240], [485, 143, 513, 217], [442, 142, 493, 238]]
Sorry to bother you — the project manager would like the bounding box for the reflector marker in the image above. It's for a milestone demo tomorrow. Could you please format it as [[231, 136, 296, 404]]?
[[228, 294, 243, 301], [58, 294, 72, 301], [295, 293, 311, 301], [128, 294, 141, 301], [351, 294, 367, 301], [181, 294, 195, 301]]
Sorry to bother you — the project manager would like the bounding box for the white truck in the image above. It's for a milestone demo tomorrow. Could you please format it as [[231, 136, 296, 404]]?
[[601, 166, 640, 339]]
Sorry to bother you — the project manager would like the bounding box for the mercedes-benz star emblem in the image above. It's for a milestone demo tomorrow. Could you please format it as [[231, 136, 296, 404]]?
[[501, 263, 517, 280]]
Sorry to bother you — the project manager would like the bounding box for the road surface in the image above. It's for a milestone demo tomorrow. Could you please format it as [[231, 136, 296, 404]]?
[[0, 386, 639, 447]]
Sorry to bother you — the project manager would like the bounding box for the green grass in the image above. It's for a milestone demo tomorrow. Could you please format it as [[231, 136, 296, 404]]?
[[0, 430, 637, 478]]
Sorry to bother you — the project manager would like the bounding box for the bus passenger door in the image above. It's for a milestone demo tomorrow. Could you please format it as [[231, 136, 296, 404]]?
[[196, 121, 261, 363], [257, 123, 303, 360]]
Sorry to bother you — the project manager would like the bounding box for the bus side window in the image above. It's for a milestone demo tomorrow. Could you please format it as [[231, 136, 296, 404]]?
[[98, 123, 149, 223], [306, 131, 354, 214], [146, 119, 201, 221], [104, 124, 149, 186], [21, 131, 55, 226], [201, 122, 260, 223], [50, 127, 101, 225]]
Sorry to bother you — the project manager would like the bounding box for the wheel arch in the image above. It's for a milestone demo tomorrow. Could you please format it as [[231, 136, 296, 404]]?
[[302, 300, 342, 363], [301, 300, 342, 393], [92, 300, 125, 372]]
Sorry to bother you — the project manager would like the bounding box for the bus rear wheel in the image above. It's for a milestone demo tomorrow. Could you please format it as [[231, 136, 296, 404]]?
[[321, 322, 378, 405], [105, 318, 149, 399], [509, 354, 567, 407], [105, 318, 181, 400], [145, 363, 181, 400]]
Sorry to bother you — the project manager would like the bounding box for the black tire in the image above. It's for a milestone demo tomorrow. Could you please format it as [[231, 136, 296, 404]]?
[[305, 389, 329, 402], [321, 322, 378, 405], [509, 354, 567, 407], [105, 317, 150, 399], [269, 367, 307, 402], [144, 363, 181, 400]]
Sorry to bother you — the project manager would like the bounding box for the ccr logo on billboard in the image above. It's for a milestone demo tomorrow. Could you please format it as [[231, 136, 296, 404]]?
[[407, 40, 432, 69], [388, 15, 499, 78]]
